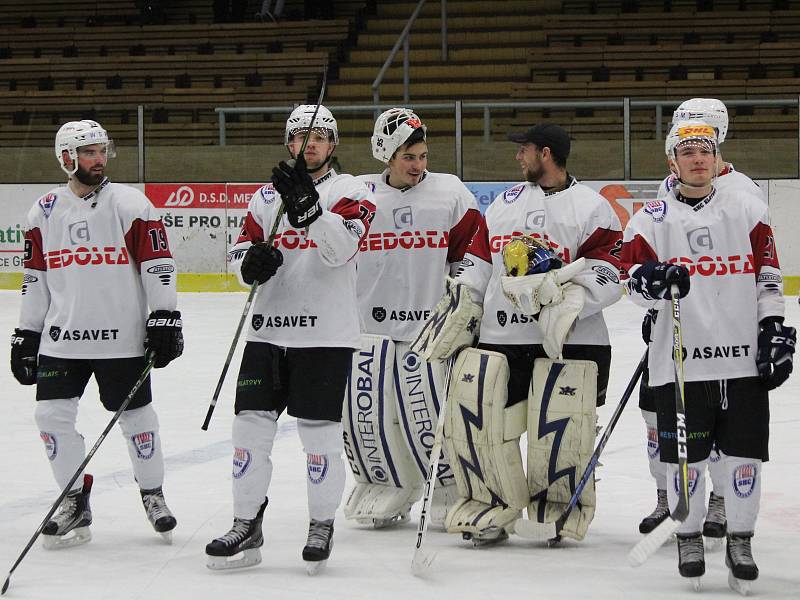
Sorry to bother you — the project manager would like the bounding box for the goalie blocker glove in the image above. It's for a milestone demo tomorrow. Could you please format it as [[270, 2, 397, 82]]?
[[756, 317, 796, 390], [629, 261, 690, 301], [271, 155, 322, 229], [10, 328, 41, 385], [145, 310, 184, 368], [241, 243, 283, 285]]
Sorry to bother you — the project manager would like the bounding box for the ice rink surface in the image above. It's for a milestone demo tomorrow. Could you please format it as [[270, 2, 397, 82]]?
[[1, 291, 798, 599]]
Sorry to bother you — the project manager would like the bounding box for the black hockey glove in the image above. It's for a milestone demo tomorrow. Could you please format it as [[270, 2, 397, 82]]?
[[271, 155, 322, 229], [145, 310, 184, 369], [10, 328, 40, 385], [630, 261, 690, 300], [641, 309, 657, 344], [240, 243, 283, 285], [756, 317, 796, 391]]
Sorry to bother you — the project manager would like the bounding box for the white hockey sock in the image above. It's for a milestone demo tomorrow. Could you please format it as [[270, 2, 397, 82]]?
[[666, 460, 708, 535], [118, 404, 164, 490], [298, 419, 345, 522], [34, 398, 85, 493], [232, 410, 278, 519], [641, 409, 667, 489], [724, 456, 761, 533], [708, 443, 728, 497]]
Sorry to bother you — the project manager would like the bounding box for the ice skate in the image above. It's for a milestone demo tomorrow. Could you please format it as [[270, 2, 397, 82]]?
[[726, 533, 758, 596], [42, 474, 93, 550], [303, 519, 334, 575], [639, 488, 670, 534], [141, 486, 177, 543], [462, 526, 509, 548], [205, 498, 267, 571], [677, 533, 704, 592], [702, 492, 726, 551], [369, 512, 409, 529]]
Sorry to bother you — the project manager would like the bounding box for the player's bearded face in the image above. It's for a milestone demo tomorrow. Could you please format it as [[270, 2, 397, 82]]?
[[73, 145, 107, 186], [288, 130, 334, 171], [516, 144, 545, 183]]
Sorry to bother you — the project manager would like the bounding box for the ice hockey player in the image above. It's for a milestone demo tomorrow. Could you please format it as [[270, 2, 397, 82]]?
[[205, 105, 375, 574], [412, 123, 623, 546], [639, 98, 765, 545], [10, 120, 183, 549], [342, 108, 482, 530], [621, 121, 794, 594]]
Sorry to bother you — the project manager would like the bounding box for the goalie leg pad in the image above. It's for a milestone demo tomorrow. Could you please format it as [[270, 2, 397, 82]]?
[[527, 358, 598, 541], [443, 348, 528, 538], [342, 335, 422, 524]]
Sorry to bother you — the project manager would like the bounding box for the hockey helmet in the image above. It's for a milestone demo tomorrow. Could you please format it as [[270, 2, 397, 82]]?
[[371, 107, 427, 164], [672, 98, 729, 143], [54, 120, 115, 176], [502, 235, 562, 277], [665, 119, 718, 159], [285, 104, 338, 145]]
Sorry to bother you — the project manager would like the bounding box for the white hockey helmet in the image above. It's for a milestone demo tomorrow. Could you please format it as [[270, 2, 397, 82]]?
[[665, 119, 718, 159], [285, 104, 338, 145], [371, 107, 427, 163], [54, 120, 114, 176], [672, 98, 729, 143]]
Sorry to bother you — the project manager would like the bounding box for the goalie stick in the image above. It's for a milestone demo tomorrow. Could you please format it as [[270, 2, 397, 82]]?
[[628, 284, 690, 566], [515, 351, 647, 542], [201, 67, 328, 430], [2, 353, 157, 595], [411, 356, 455, 577]]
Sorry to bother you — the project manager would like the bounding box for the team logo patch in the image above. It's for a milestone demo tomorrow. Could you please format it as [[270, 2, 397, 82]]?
[[733, 463, 757, 498], [559, 386, 576, 396], [307, 453, 329, 484], [259, 184, 276, 204], [503, 184, 525, 204], [643, 200, 668, 223], [49, 326, 61, 342], [646, 427, 659, 459], [40, 431, 57, 460], [401, 350, 421, 372], [39, 193, 58, 218], [372, 306, 386, 322], [233, 447, 252, 479], [252, 314, 264, 330], [675, 467, 700, 496], [131, 431, 156, 459], [592, 264, 620, 285], [496, 310, 507, 327], [461, 373, 475, 383]]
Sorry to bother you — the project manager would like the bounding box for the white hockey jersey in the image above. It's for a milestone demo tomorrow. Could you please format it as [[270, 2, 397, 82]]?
[[658, 163, 765, 202], [621, 186, 784, 387], [19, 180, 177, 359], [228, 169, 376, 349], [355, 170, 482, 341], [459, 178, 623, 346]]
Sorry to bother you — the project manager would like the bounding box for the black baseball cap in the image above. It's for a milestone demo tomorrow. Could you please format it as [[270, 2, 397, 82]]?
[[507, 123, 571, 161]]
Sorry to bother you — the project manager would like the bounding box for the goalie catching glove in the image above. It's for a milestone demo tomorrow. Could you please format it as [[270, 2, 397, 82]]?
[[270, 154, 322, 229]]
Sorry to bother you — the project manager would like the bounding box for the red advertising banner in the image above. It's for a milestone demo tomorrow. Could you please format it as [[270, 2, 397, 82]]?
[[145, 183, 264, 209]]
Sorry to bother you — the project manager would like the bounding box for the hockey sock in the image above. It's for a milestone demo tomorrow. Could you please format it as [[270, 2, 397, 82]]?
[[641, 409, 667, 489], [34, 398, 85, 493], [119, 404, 164, 490], [708, 443, 727, 496], [666, 460, 708, 535], [298, 419, 346, 522], [724, 456, 761, 533], [232, 410, 278, 519]]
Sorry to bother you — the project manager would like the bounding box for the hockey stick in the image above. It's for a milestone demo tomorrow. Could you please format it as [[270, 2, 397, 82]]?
[[201, 67, 328, 431], [515, 350, 648, 542], [2, 353, 157, 596], [411, 355, 456, 577], [628, 284, 689, 566]]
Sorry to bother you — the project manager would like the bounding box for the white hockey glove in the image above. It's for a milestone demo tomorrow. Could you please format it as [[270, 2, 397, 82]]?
[[410, 277, 482, 361], [538, 283, 585, 359], [501, 257, 586, 315]]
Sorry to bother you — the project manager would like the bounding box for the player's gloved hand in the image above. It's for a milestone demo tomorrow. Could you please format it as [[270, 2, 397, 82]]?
[[629, 261, 690, 300], [271, 154, 322, 228], [10, 328, 40, 385], [145, 310, 184, 369], [642, 309, 657, 344], [756, 317, 796, 390], [240, 243, 283, 285]]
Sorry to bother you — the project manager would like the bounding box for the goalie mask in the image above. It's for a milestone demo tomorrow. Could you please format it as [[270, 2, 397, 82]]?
[[502, 235, 563, 277], [55, 120, 115, 176], [672, 98, 728, 144], [285, 104, 339, 145], [371, 107, 427, 163]]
